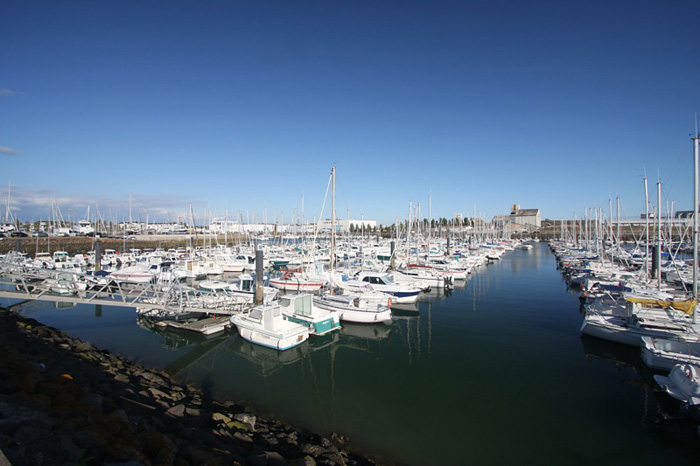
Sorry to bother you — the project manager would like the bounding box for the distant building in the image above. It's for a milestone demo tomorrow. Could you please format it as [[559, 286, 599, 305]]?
[[508, 204, 541, 228], [317, 219, 377, 232]]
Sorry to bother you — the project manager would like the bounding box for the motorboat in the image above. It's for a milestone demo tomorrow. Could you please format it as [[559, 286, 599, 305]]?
[[230, 304, 309, 350], [353, 271, 422, 304], [313, 290, 392, 324], [109, 264, 155, 284], [199, 275, 277, 303], [641, 336, 700, 371], [278, 293, 341, 336], [654, 363, 700, 406], [268, 268, 326, 292]]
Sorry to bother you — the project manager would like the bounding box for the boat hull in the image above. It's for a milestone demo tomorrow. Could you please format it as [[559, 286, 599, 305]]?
[[232, 324, 308, 351]]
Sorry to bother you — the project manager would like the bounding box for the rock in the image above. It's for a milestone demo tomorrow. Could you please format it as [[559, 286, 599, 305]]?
[[293, 455, 316, 466], [73, 340, 94, 352], [136, 370, 167, 387], [108, 408, 129, 424], [81, 393, 104, 410], [234, 412, 256, 431], [166, 403, 186, 418], [114, 374, 130, 384], [247, 451, 289, 466], [185, 407, 200, 417], [13, 425, 50, 447], [226, 420, 250, 431], [212, 412, 232, 424], [179, 444, 215, 464], [58, 434, 82, 462], [147, 387, 170, 400], [143, 430, 177, 462], [330, 433, 348, 446], [234, 432, 253, 443], [301, 444, 327, 457]]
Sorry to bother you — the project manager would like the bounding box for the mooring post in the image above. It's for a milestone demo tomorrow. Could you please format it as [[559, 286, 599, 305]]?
[[15, 239, 21, 253], [254, 240, 264, 305], [95, 240, 102, 271], [390, 240, 395, 270], [651, 244, 660, 279]]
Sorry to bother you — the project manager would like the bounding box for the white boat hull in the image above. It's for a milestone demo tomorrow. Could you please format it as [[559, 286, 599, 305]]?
[[234, 325, 308, 350]]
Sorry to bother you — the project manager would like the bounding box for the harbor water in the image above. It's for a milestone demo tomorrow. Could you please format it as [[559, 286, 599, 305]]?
[[5, 243, 699, 465]]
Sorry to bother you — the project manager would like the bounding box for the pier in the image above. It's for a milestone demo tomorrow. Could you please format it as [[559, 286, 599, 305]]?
[[0, 260, 249, 317]]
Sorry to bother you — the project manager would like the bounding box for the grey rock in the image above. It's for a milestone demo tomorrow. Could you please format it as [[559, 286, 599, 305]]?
[[166, 403, 186, 418], [264, 451, 288, 466], [185, 407, 200, 417], [234, 431, 253, 443], [13, 425, 49, 447], [81, 393, 104, 410], [147, 387, 169, 399], [59, 434, 82, 462], [234, 412, 257, 431]]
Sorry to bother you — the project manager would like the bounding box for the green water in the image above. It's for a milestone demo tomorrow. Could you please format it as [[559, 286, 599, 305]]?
[[7, 244, 700, 465]]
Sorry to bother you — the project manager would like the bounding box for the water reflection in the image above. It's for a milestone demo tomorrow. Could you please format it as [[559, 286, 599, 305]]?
[[340, 322, 391, 341], [229, 336, 310, 376], [580, 335, 700, 445]]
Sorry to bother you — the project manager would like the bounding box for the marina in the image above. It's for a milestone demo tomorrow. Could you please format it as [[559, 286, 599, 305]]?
[[2, 241, 699, 465], [4, 2, 700, 464]]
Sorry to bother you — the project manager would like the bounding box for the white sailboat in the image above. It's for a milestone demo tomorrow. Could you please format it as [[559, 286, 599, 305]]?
[[313, 167, 393, 325]]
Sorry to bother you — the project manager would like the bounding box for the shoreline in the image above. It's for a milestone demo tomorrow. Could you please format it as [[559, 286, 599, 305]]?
[[0, 306, 380, 465]]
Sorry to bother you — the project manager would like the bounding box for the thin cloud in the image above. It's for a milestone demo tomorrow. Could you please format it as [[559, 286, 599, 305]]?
[[0, 88, 18, 96], [0, 146, 20, 155], [0, 186, 204, 222]]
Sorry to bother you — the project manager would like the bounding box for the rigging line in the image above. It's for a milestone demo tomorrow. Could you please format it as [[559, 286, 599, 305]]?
[[312, 170, 333, 242]]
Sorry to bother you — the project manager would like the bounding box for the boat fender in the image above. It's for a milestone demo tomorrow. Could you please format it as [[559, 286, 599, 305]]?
[[387, 298, 392, 308]]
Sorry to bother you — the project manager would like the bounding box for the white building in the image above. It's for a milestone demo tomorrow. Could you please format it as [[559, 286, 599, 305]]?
[[508, 204, 541, 228]]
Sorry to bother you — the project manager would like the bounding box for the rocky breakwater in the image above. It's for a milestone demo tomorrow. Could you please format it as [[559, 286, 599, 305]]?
[[0, 307, 377, 465]]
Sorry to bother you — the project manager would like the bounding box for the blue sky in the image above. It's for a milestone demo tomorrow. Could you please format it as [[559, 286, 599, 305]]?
[[2, 1, 699, 225]]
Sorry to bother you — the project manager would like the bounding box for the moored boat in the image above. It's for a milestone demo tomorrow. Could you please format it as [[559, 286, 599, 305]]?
[[230, 304, 309, 350]]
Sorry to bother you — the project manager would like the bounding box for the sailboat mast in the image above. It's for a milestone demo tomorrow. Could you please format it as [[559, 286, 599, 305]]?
[[693, 128, 699, 305], [330, 166, 336, 272], [657, 181, 662, 292], [644, 177, 649, 278]]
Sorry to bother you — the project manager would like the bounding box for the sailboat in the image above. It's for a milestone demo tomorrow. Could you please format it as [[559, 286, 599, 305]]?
[[312, 167, 392, 324]]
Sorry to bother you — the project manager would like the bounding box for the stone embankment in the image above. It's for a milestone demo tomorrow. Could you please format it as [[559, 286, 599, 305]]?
[[0, 307, 378, 465]]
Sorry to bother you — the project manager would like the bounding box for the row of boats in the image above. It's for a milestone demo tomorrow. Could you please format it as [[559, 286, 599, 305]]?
[[1, 236, 534, 351], [551, 241, 700, 416]]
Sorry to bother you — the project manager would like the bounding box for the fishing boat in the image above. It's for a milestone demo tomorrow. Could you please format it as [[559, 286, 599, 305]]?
[[278, 293, 341, 336], [229, 304, 309, 350]]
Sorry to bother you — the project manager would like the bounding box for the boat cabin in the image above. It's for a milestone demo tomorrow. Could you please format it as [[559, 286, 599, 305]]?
[[279, 294, 314, 317], [53, 251, 69, 262]]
